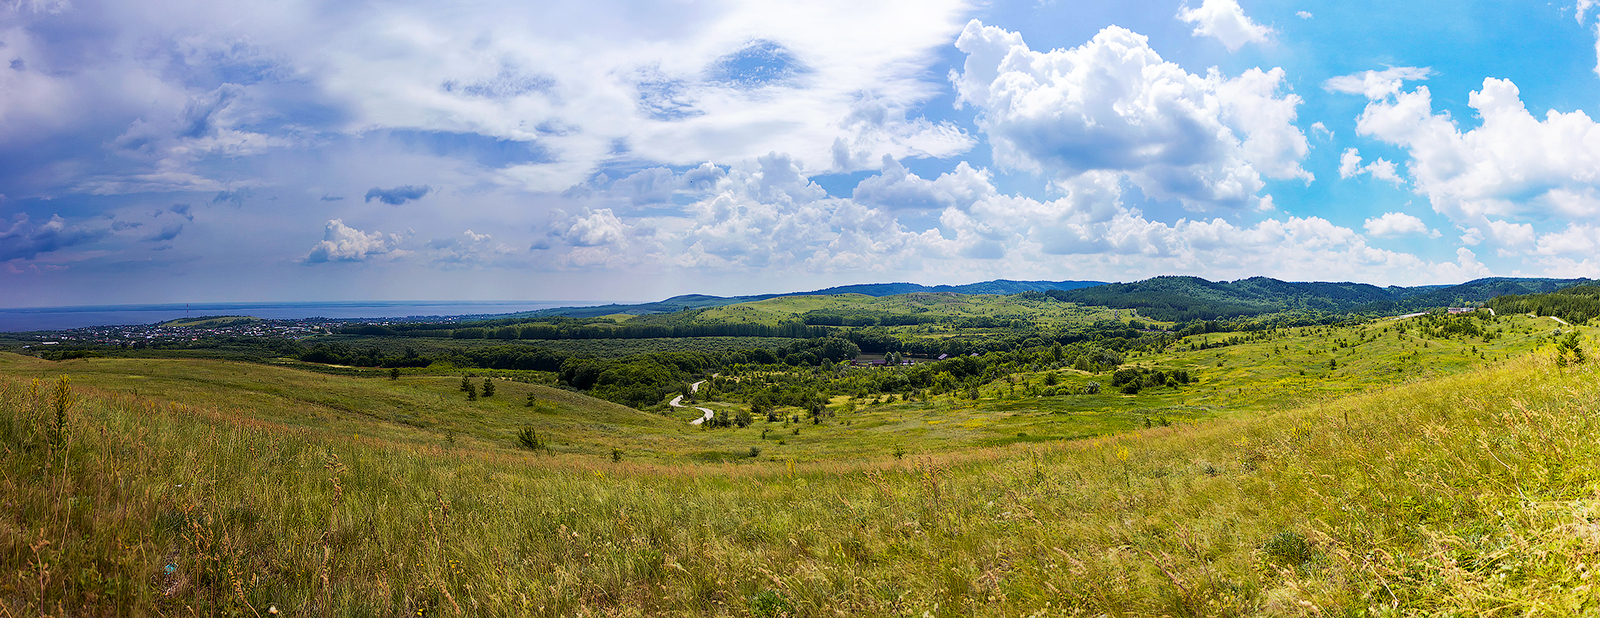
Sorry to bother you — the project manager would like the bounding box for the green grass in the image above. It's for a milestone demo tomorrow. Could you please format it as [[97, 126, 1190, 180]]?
[[691, 292, 1139, 328], [3, 340, 1599, 614], [954, 312, 1577, 418]]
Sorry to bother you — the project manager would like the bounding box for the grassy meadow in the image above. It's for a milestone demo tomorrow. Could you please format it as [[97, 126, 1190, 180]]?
[[4, 343, 1600, 615], [2, 303, 1596, 615], [690, 292, 1133, 329]]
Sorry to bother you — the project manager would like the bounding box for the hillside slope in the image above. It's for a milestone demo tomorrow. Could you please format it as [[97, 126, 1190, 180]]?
[[522, 279, 1106, 318], [1049, 275, 1594, 321], [3, 347, 1597, 614]]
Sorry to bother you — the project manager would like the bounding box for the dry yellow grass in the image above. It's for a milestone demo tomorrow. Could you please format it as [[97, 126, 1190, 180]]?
[[2, 349, 1598, 615]]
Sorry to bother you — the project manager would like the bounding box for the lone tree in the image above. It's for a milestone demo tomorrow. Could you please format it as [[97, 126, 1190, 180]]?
[[525, 392, 537, 407], [390, 367, 400, 380], [482, 377, 495, 398], [515, 426, 546, 451], [460, 375, 472, 392], [466, 381, 478, 401]]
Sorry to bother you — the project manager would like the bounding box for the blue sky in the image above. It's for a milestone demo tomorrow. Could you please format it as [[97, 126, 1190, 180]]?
[[4, 0, 1600, 306]]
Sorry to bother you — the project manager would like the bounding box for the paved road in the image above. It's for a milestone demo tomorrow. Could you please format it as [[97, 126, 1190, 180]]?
[[669, 380, 713, 425]]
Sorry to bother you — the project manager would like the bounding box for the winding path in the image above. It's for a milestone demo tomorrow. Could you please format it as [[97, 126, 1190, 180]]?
[[669, 380, 714, 425]]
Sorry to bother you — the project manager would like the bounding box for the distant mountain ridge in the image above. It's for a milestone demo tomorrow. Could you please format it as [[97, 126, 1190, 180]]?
[[514, 275, 1593, 321], [523, 279, 1106, 318], [1046, 276, 1594, 322]]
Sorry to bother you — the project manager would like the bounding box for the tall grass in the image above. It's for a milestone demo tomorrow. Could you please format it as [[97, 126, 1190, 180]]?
[[2, 352, 1598, 615]]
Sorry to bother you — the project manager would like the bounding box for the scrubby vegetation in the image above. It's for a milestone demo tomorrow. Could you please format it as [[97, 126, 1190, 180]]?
[[2, 343, 1597, 615], [6, 283, 1599, 614]]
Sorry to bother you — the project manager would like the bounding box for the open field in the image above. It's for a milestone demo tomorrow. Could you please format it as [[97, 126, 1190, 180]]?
[[3, 343, 1598, 614], [690, 292, 1139, 328]]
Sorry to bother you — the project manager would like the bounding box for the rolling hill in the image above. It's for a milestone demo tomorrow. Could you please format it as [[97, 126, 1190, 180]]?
[[519, 279, 1106, 318], [1047, 275, 1593, 321]]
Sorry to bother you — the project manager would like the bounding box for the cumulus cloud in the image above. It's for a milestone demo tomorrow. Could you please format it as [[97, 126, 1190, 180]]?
[[951, 20, 1310, 212], [425, 229, 519, 265], [1363, 212, 1433, 237], [1177, 0, 1274, 51], [1347, 76, 1600, 223], [364, 185, 433, 206], [852, 156, 994, 211], [1297, 11, 1313, 19], [0, 214, 105, 262], [572, 151, 1486, 285], [1338, 148, 1404, 185], [303, 219, 402, 263]]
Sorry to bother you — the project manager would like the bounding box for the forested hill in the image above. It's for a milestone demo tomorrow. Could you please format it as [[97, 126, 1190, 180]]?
[[524, 279, 1105, 318], [1046, 276, 1593, 321], [803, 279, 1104, 296]]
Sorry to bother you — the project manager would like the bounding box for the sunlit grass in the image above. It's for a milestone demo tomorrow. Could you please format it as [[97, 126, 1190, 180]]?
[[3, 339, 1599, 614]]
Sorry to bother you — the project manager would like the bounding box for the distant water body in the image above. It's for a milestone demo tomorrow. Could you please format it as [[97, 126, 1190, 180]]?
[[0, 300, 616, 332]]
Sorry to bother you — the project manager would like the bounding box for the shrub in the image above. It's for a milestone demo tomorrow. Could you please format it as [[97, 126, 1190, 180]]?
[[747, 446, 761, 458], [482, 378, 495, 397], [515, 427, 546, 451], [1083, 381, 1101, 395]]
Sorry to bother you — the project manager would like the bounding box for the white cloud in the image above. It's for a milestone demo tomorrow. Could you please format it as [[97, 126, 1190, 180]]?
[[1338, 149, 1363, 179], [1363, 158, 1403, 185], [1580, 0, 1598, 23], [303, 219, 402, 263], [1338, 148, 1404, 185], [1296, 11, 1313, 19], [1593, 22, 1600, 78], [1177, 0, 1274, 52], [1323, 67, 1432, 99], [851, 156, 995, 211], [548, 151, 1491, 286], [1486, 219, 1536, 249], [1362, 212, 1430, 237], [3, 0, 980, 198], [1310, 122, 1331, 140], [1350, 77, 1600, 223], [424, 229, 518, 266], [561, 208, 629, 247], [950, 20, 1310, 212]]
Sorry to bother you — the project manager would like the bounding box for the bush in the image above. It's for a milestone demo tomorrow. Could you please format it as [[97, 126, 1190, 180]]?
[[482, 378, 495, 397], [515, 427, 545, 451]]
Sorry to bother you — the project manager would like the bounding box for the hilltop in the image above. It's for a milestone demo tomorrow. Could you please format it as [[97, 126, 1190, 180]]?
[[1046, 275, 1594, 321], [520, 279, 1106, 318]]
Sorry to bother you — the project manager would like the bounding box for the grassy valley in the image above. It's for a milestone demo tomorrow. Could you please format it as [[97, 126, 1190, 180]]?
[[1, 281, 1597, 614]]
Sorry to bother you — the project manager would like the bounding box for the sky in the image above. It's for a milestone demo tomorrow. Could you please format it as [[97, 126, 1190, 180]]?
[[4, 0, 1600, 307]]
